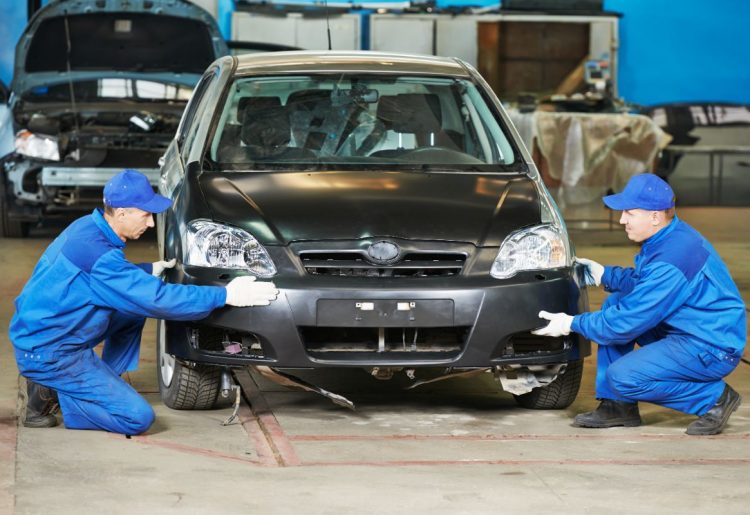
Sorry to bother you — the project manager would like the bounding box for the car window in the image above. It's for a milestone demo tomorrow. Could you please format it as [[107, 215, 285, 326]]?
[[177, 67, 219, 161], [208, 74, 516, 170]]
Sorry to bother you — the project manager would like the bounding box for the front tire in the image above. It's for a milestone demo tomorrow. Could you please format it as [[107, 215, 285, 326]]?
[[513, 359, 584, 409], [0, 179, 29, 238], [157, 319, 225, 410]]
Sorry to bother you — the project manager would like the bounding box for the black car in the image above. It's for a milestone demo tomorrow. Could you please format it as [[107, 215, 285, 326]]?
[[156, 51, 590, 411], [0, 0, 227, 237]]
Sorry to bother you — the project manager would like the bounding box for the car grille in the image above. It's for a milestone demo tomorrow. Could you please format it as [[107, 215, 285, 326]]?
[[299, 251, 466, 277], [299, 326, 469, 358]]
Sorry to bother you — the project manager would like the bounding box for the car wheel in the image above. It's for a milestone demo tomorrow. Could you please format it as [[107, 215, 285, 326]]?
[[156, 319, 226, 410], [0, 180, 29, 238], [513, 359, 584, 409]]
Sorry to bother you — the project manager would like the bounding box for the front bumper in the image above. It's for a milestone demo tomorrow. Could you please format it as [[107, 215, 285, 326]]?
[[3, 156, 161, 220], [165, 267, 590, 368], [40, 166, 160, 187]]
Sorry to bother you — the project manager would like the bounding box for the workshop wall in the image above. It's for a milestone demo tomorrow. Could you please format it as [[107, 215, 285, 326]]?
[[1, 0, 749, 106], [605, 0, 750, 105], [0, 2, 26, 87]]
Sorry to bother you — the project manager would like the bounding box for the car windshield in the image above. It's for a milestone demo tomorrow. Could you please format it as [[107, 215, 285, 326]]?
[[209, 74, 516, 169], [21, 79, 193, 103]]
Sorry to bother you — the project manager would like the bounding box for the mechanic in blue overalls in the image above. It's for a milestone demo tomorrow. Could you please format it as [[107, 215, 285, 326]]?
[[10, 169, 279, 434], [533, 173, 746, 435]]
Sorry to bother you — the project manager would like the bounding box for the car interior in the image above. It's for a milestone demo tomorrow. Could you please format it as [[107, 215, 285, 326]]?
[[211, 77, 514, 166]]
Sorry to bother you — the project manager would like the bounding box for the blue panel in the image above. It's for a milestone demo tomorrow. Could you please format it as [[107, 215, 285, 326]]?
[[436, 0, 499, 7], [218, 0, 235, 40], [605, 0, 750, 105], [0, 3, 26, 86], [349, 10, 373, 50]]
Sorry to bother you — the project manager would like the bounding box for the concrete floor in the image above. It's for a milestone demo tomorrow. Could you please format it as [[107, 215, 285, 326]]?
[[1, 207, 749, 514]]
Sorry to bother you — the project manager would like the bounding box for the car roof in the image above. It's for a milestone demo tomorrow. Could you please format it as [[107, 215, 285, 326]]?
[[233, 51, 472, 77]]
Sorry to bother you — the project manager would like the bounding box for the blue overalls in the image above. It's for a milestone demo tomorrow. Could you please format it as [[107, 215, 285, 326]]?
[[10, 209, 227, 434], [572, 217, 746, 415]]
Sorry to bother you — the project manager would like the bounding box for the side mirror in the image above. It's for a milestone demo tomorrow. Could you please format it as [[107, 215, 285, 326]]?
[[0, 81, 8, 104]]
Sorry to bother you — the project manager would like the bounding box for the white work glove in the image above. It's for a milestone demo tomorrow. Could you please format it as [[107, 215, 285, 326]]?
[[531, 311, 573, 337], [576, 257, 604, 287], [152, 258, 177, 277], [225, 276, 279, 307]]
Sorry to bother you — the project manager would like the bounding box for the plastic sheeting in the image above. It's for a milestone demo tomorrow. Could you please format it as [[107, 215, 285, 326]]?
[[509, 110, 671, 206], [0, 105, 13, 158]]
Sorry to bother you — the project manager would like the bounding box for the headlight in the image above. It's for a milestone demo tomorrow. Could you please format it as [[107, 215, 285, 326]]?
[[491, 224, 567, 279], [14, 130, 60, 161], [185, 220, 276, 278]]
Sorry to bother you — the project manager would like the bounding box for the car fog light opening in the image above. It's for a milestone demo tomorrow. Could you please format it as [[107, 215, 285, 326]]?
[[491, 225, 566, 279], [186, 220, 276, 277]]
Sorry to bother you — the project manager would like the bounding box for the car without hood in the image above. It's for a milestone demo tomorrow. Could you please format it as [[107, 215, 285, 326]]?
[[156, 50, 591, 411], [0, 0, 228, 237]]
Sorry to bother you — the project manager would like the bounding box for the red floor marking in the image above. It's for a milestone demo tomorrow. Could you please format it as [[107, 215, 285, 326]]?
[[237, 403, 278, 467], [119, 430, 750, 468], [290, 433, 750, 442], [128, 434, 261, 466], [234, 371, 301, 467], [0, 416, 17, 513], [227, 370, 750, 469], [303, 458, 750, 467]]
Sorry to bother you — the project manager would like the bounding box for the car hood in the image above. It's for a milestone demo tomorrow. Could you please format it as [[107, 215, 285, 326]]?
[[199, 171, 540, 247], [11, 0, 228, 95]]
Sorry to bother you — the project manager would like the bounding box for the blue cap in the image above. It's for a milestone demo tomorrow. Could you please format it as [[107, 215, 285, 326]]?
[[103, 169, 171, 213], [603, 173, 675, 211]]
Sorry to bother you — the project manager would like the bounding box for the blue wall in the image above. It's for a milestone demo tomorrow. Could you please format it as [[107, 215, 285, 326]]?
[[2, 0, 749, 106], [0, 2, 27, 87], [605, 0, 750, 105]]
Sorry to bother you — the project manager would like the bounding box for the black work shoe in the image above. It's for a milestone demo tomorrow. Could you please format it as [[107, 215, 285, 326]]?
[[573, 399, 641, 428], [18, 376, 58, 428], [686, 384, 741, 436]]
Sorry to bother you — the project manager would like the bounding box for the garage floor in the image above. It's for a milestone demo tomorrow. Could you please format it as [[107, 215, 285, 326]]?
[[1, 207, 749, 514]]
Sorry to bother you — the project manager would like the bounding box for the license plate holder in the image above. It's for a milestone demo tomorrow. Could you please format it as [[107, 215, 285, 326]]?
[[316, 299, 454, 327]]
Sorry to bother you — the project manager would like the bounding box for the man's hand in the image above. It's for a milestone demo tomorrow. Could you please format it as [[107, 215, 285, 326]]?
[[576, 257, 604, 287], [225, 276, 279, 307], [152, 258, 177, 277], [531, 311, 573, 337]]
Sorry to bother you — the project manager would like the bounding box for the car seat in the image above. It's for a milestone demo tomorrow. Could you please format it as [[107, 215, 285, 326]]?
[[371, 93, 461, 157]]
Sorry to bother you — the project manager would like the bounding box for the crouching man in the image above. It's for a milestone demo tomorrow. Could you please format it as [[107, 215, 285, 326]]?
[[533, 173, 746, 435], [10, 169, 278, 434]]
